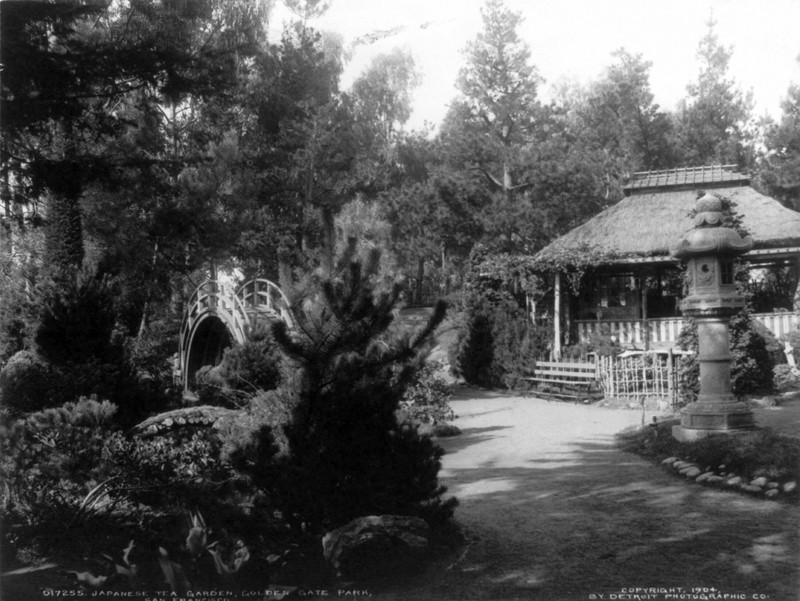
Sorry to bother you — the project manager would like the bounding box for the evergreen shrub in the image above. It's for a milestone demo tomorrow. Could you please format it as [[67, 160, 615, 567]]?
[[449, 297, 495, 387], [398, 360, 455, 425], [228, 248, 457, 533], [677, 310, 779, 400], [730, 313, 780, 394], [773, 364, 800, 392], [1, 397, 242, 561], [0, 350, 56, 413], [0, 398, 127, 557], [217, 326, 283, 394], [3, 271, 161, 424], [196, 326, 284, 407], [449, 245, 548, 389], [450, 291, 545, 389]]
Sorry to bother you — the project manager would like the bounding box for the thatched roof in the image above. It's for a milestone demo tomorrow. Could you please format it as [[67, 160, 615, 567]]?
[[536, 168, 800, 263]]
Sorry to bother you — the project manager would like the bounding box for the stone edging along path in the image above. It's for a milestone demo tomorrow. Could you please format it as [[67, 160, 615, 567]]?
[[660, 456, 797, 500]]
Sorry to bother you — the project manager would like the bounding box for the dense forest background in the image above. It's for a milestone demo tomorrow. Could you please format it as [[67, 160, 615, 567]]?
[[1, 0, 799, 377]]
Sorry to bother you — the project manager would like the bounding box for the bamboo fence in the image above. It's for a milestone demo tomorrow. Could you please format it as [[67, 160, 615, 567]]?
[[596, 350, 684, 408]]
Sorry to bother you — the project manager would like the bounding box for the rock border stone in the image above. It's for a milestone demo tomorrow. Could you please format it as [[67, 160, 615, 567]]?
[[661, 456, 796, 501]]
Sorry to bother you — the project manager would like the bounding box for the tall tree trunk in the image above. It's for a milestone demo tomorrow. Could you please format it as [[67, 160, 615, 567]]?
[[321, 204, 335, 277], [415, 257, 425, 306], [503, 160, 513, 202], [441, 245, 449, 296], [138, 242, 159, 338], [45, 191, 84, 275], [1, 155, 12, 260]]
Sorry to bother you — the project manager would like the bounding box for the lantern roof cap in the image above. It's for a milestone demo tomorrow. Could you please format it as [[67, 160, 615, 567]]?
[[670, 192, 753, 259], [696, 192, 722, 213]]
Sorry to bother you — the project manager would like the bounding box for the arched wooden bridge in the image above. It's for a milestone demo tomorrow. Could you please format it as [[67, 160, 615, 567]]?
[[175, 278, 292, 391]]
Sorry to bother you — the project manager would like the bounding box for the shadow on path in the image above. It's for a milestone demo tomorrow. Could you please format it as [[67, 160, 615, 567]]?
[[380, 397, 800, 601]]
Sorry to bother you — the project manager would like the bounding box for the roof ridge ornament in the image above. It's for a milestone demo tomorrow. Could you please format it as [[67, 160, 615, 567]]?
[[625, 165, 749, 194]]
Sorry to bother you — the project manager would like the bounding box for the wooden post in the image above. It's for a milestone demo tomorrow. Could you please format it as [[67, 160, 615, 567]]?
[[554, 272, 562, 359], [667, 347, 674, 408], [416, 257, 425, 306], [641, 276, 650, 351], [527, 294, 536, 324], [793, 255, 800, 313]]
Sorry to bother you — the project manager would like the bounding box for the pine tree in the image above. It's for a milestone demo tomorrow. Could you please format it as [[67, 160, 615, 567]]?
[[268, 245, 456, 531], [674, 18, 755, 167], [455, 0, 541, 206], [757, 83, 800, 211]]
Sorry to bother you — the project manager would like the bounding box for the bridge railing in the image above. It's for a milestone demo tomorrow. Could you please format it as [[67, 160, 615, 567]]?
[[236, 278, 294, 328], [176, 278, 294, 389], [177, 280, 252, 387]]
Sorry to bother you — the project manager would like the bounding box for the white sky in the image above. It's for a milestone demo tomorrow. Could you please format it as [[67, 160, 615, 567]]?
[[270, 0, 800, 131]]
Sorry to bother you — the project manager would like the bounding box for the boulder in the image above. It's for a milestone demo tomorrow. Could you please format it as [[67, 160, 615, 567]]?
[[661, 457, 678, 465], [706, 476, 724, 484], [765, 489, 780, 499], [783, 481, 797, 493], [750, 477, 768, 488], [695, 471, 715, 483], [322, 515, 430, 580], [726, 476, 742, 486], [682, 467, 701, 478]]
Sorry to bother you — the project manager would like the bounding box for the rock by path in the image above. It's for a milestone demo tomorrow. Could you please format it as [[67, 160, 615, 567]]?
[[376, 391, 800, 601]]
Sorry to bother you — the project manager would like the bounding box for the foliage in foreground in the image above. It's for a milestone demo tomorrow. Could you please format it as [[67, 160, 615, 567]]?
[[617, 419, 800, 492], [1, 250, 461, 581], [398, 360, 455, 426], [0, 398, 244, 562], [0, 271, 176, 424], [227, 248, 458, 534]]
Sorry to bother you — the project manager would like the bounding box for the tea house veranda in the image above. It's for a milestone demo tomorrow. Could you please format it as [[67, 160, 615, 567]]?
[[530, 165, 800, 402]]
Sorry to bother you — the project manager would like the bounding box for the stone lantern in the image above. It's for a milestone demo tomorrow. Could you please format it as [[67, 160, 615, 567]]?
[[670, 192, 754, 441]]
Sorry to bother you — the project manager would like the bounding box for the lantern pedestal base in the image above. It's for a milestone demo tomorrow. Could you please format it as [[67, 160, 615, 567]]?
[[672, 398, 756, 441]]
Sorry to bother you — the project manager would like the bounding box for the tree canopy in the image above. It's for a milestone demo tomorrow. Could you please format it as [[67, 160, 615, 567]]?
[[1, 0, 794, 365]]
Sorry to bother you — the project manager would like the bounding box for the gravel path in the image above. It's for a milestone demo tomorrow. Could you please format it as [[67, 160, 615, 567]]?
[[378, 390, 800, 601]]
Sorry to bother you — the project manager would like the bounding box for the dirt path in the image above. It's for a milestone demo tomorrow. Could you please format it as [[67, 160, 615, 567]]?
[[377, 390, 800, 601]]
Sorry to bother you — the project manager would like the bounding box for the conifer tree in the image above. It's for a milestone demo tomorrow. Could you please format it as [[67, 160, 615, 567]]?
[[674, 18, 755, 167], [268, 243, 456, 532], [757, 82, 800, 211]]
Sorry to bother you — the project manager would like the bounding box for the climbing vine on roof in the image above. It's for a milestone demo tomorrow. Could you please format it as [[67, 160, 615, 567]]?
[[466, 243, 624, 299], [470, 251, 543, 297], [530, 244, 623, 295]]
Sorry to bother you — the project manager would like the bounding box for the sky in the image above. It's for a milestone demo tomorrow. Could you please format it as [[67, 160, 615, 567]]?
[[269, 0, 800, 131]]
